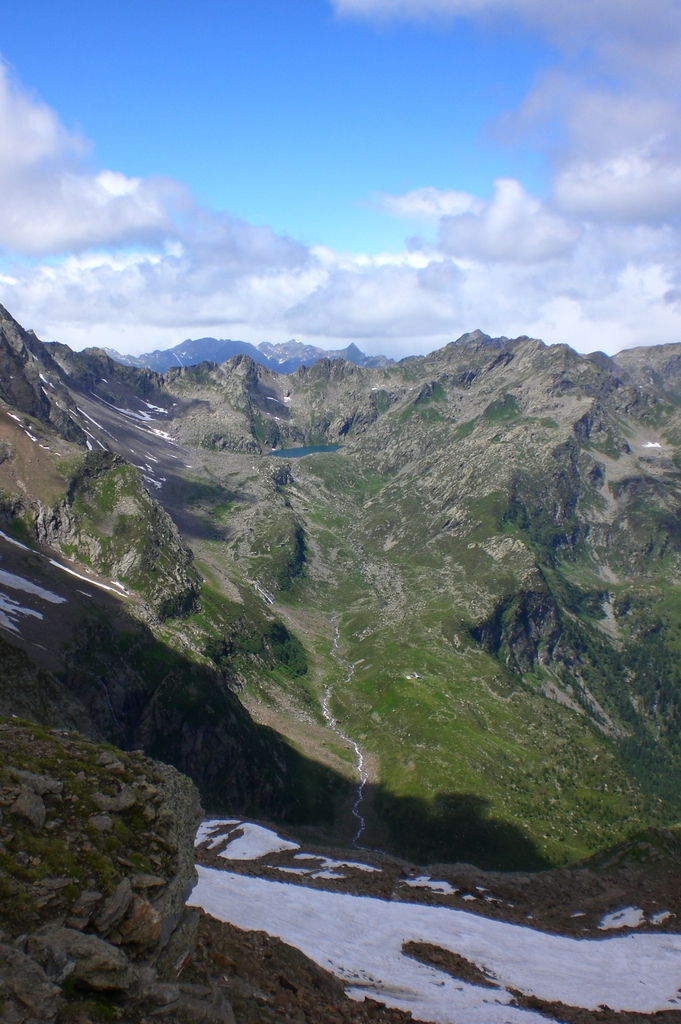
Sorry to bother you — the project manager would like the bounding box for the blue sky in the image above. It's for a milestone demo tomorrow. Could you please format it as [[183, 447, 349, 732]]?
[[0, 0, 550, 252], [0, 0, 679, 357]]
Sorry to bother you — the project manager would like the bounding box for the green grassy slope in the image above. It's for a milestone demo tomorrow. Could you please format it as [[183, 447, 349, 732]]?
[[6, 315, 681, 870], [142, 333, 681, 867]]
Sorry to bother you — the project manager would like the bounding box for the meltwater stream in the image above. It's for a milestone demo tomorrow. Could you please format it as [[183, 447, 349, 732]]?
[[323, 618, 368, 848]]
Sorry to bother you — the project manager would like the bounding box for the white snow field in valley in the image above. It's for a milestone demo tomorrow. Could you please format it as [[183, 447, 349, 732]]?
[[188, 863, 681, 1024], [194, 818, 300, 859]]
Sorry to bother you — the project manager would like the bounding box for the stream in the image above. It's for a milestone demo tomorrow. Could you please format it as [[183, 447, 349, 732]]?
[[323, 617, 368, 848]]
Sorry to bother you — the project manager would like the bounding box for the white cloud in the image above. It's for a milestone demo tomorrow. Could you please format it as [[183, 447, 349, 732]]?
[[546, 92, 681, 222], [1, 52, 681, 360], [379, 186, 483, 220], [437, 179, 581, 262], [6, 207, 681, 359], [0, 62, 184, 255], [332, 0, 681, 68], [554, 149, 681, 222], [335, 0, 681, 231]]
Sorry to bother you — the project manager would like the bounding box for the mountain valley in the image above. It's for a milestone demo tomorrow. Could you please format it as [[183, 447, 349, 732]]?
[[3, 303, 681, 870], [5, 300, 681, 1019]]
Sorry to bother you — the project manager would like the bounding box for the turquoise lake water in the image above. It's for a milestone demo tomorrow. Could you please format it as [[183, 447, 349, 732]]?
[[266, 445, 342, 458]]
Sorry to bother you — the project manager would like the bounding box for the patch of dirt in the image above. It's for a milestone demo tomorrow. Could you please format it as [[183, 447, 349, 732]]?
[[402, 941, 499, 988], [182, 911, 415, 1024], [243, 695, 358, 781], [509, 992, 681, 1024]]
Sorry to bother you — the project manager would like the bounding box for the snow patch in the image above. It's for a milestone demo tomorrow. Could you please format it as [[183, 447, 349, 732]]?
[[0, 592, 43, 633], [269, 866, 311, 876], [404, 876, 457, 895], [0, 568, 66, 604], [47, 558, 129, 596], [598, 907, 645, 930], [142, 474, 163, 490], [0, 530, 30, 551], [148, 427, 177, 442], [294, 853, 380, 874], [195, 819, 242, 849], [188, 868, 681, 1021], [218, 823, 300, 861]]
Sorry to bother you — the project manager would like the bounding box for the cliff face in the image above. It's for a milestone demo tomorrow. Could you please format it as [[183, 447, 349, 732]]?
[[0, 634, 95, 738], [0, 305, 85, 444], [34, 451, 201, 621], [0, 718, 216, 1024]]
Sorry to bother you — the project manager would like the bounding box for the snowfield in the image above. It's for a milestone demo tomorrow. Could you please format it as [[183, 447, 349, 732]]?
[[0, 563, 67, 632], [194, 819, 300, 859], [188, 865, 681, 1024]]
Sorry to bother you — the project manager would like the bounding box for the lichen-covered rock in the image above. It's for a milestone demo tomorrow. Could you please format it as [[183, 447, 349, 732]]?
[[26, 927, 136, 991], [9, 770, 63, 796], [0, 943, 61, 1023], [144, 761, 202, 954], [9, 785, 46, 828], [88, 813, 113, 831], [0, 721, 203, 1019], [94, 878, 133, 936], [66, 890, 102, 930], [114, 893, 162, 948], [92, 784, 136, 812]]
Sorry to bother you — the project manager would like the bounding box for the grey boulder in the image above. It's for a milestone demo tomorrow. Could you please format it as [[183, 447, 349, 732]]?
[[0, 943, 61, 1023], [92, 786, 136, 812], [9, 786, 46, 828], [26, 927, 136, 992], [9, 769, 63, 797], [94, 878, 132, 935]]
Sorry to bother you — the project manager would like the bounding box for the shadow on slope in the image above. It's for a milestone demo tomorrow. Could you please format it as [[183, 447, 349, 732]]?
[[369, 784, 551, 872], [60, 616, 351, 829], [0, 633, 96, 737]]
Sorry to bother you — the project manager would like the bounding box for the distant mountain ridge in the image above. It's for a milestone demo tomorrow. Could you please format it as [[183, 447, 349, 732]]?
[[105, 336, 394, 375]]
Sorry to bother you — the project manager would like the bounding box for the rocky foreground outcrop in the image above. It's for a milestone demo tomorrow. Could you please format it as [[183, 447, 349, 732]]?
[[0, 719, 416, 1024], [0, 718, 228, 1023]]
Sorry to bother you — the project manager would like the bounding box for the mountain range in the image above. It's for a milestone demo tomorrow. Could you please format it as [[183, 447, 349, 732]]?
[[2, 301, 681, 876], [105, 337, 394, 375]]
